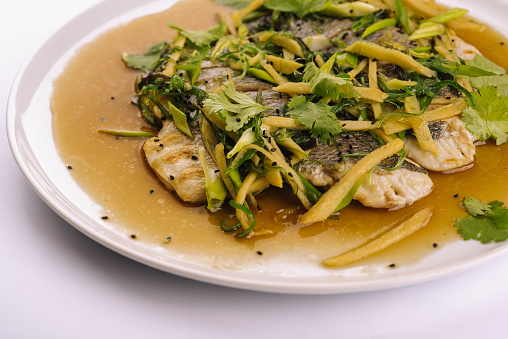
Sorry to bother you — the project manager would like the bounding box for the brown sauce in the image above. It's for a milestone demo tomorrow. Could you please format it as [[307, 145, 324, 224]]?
[[51, 0, 508, 270]]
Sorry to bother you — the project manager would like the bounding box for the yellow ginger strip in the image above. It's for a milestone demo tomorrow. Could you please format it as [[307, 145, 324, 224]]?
[[382, 98, 467, 134], [404, 95, 420, 114], [263, 158, 284, 188], [409, 116, 439, 156], [244, 143, 312, 210], [348, 58, 369, 78], [358, 0, 391, 10], [371, 129, 396, 144], [346, 41, 435, 77], [354, 87, 389, 102], [368, 58, 382, 119], [232, 0, 264, 27], [266, 54, 302, 74], [282, 48, 295, 60], [162, 35, 186, 76], [219, 12, 237, 35], [322, 207, 433, 267], [315, 54, 326, 68], [261, 60, 287, 85], [262, 116, 308, 129], [401, 0, 484, 32], [259, 32, 304, 57], [247, 176, 270, 193], [300, 138, 404, 224], [235, 172, 258, 231], [273, 82, 388, 102], [263, 116, 380, 131], [403, 95, 438, 155]]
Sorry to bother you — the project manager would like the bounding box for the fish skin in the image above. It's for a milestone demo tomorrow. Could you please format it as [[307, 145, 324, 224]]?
[[297, 132, 433, 209], [143, 119, 218, 203]]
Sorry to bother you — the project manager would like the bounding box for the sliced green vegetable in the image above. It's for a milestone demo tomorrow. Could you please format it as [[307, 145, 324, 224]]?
[[421, 8, 468, 24], [394, 0, 411, 35], [362, 18, 397, 38], [167, 101, 193, 138], [98, 130, 156, 137], [408, 22, 444, 40]]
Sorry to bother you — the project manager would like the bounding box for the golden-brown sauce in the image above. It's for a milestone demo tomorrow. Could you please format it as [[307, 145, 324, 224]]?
[[51, 0, 508, 270]]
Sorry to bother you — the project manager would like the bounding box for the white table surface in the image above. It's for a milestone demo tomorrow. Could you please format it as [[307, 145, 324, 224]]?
[[2, 1, 508, 338]]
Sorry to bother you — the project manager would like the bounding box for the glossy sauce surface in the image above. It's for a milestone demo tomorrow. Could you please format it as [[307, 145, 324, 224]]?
[[51, 0, 508, 270]]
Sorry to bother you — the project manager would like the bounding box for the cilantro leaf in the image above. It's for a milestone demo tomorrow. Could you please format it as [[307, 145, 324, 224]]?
[[176, 45, 210, 85], [122, 42, 168, 71], [264, 0, 328, 19], [461, 86, 508, 145], [462, 196, 492, 216], [203, 82, 271, 132], [287, 96, 342, 144], [169, 21, 227, 46], [465, 55, 508, 96], [302, 62, 354, 101], [455, 198, 508, 244]]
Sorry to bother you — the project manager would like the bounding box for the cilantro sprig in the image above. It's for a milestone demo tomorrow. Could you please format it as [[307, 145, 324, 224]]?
[[455, 197, 508, 244], [461, 86, 508, 145], [203, 82, 272, 132], [287, 96, 342, 144]]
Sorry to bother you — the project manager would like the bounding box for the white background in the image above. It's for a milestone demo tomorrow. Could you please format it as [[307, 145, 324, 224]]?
[[2, 0, 508, 338]]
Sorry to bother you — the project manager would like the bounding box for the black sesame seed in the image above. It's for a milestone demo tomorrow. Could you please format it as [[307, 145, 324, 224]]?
[[349, 9, 354, 13], [111, 96, 115, 100], [150, 189, 154, 194], [102, 216, 109, 220], [433, 243, 438, 248], [501, 42, 505, 45], [454, 193, 459, 198], [159, 143, 164, 147], [264, 145, 269, 151], [271, 148, 276, 152], [170, 175, 175, 180], [445, 96, 452, 100], [236, 117, 241, 122], [275, 108, 280, 114], [191, 155, 198, 160], [342, 123, 347, 127], [288, 172, 293, 177], [271, 162, 277, 166], [130, 234, 137, 239], [67, 165, 73, 170], [214, 169, 220, 173], [154, 139, 160, 142], [257, 251, 263, 255], [389, 263, 396, 268]]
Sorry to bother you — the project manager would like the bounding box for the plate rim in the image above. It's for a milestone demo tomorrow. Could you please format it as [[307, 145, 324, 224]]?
[[7, 0, 508, 294]]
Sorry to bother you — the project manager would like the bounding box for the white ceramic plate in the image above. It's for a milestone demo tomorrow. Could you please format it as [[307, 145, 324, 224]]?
[[7, 0, 508, 294]]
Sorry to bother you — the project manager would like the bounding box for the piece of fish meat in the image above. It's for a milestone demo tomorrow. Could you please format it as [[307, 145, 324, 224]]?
[[298, 132, 433, 209], [143, 119, 218, 203], [404, 117, 476, 172]]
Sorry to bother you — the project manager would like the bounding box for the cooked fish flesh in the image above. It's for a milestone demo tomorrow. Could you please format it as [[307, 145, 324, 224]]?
[[404, 117, 476, 172], [298, 132, 433, 209], [143, 119, 217, 203]]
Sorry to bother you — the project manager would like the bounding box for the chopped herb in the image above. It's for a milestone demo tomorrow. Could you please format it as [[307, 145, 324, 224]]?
[[461, 86, 508, 145], [204, 82, 272, 132], [287, 95, 343, 144], [455, 197, 508, 243]]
